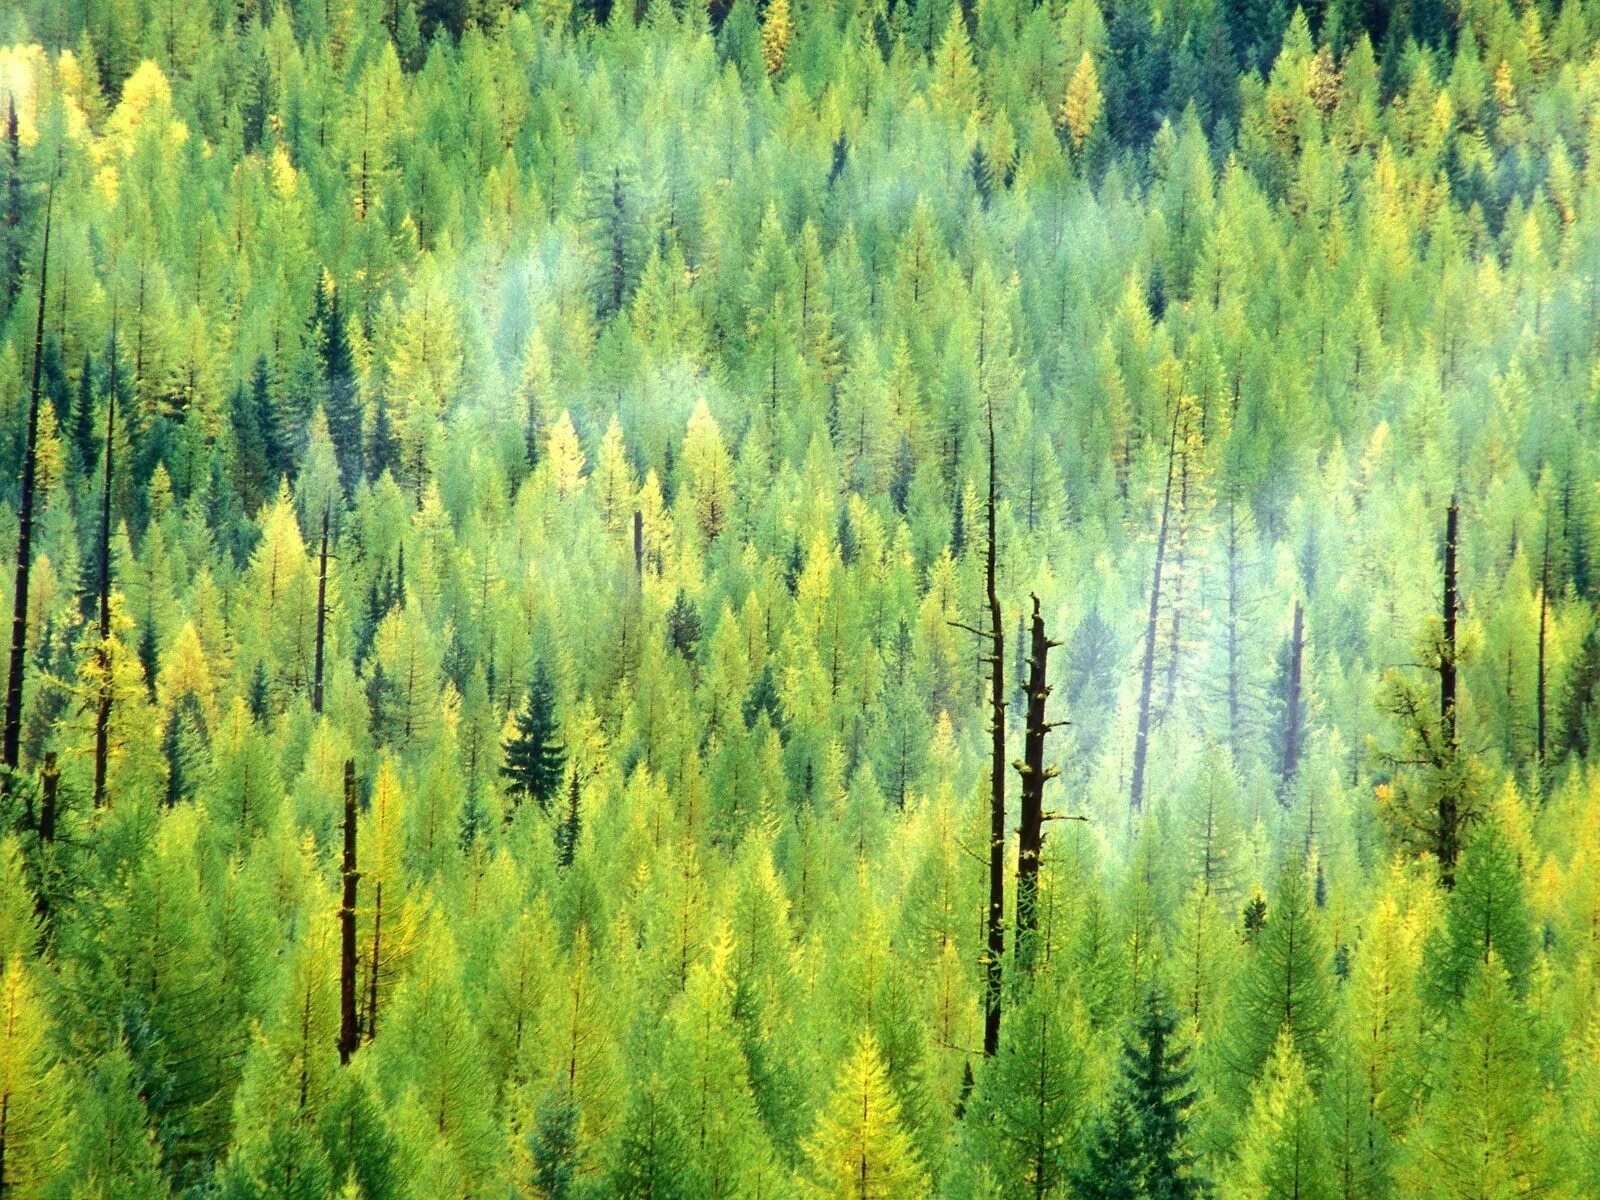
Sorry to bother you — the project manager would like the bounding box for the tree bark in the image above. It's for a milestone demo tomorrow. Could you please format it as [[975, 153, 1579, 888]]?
[[2, 173, 54, 782], [1537, 515, 1549, 771], [1280, 600, 1304, 792], [338, 759, 360, 1064], [313, 509, 330, 714], [364, 880, 382, 1044], [93, 317, 116, 809], [1439, 496, 1461, 887], [1013, 594, 1060, 975], [1130, 398, 1183, 813], [982, 398, 1005, 1058], [1225, 497, 1242, 760]]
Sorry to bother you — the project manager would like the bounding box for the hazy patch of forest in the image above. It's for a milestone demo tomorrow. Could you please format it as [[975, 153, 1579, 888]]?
[[0, 0, 1596, 1195]]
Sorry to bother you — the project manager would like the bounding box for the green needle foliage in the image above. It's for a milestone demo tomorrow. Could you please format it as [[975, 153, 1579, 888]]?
[[0, 0, 1591, 1196]]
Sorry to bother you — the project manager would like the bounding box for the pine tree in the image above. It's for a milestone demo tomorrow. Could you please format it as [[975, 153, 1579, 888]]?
[[760, 0, 792, 75], [1399, 955, 1561, 1200], [59, 1040, 166, 1200], [503, 662, 565, 812], [1427, 811, 1535, 1002], [800, 1032, 928, 1200], [966, 972, 1093, 1198], [1072, 990, 1208, 1200], [1070, 1092, 1144, 1200], [319, 277, 362, 492], [0, 958, 64, 1197], [1227, 1031, 1332, 1200], [1224, 863, 1333, 1093], [606, 1073, 693, 1200]]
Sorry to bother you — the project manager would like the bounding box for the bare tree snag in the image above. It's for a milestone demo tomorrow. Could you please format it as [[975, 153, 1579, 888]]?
[[313, 509, 330, 714], [1013, 594, 1062, 974], [1130, 396, 1184, 814], [339, 759, 360, 1064], [2, 172, 54, 783], [1438, 496, 1461, 886], [1280, 600, 1305, 792], [1537, 514, 1550, 771], [93, 316, 116, 810], [982, 396, 1005, 1057]]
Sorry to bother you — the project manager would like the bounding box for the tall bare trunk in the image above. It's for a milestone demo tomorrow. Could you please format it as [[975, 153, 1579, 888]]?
[[2, 173, 54, 781], [982, 399, 1005, 1057], [1537, 516, 1549, 772], [1130, 399, 1183, 813], [1013, 595, 1061, 975], [313, 509, 330, 714], [93, 316, 116, 809], [1280, 600, 1304, 792], [339, 760, 360, 1064], [1439, 496, 1461, 887], [1225, 497, 1242, 760]]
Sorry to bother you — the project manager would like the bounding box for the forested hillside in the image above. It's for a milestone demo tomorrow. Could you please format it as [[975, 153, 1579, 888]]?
[[0, 0, 1597, 1194]]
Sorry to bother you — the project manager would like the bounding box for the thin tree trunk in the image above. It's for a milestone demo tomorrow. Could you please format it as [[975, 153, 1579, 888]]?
[[1226, 497, 1242, 760], [364, 880, 383, 1043], [1130, 398, 1183, 813], [1439, 496, 1461, 887], [339, 760, 360, 1064], [1280, 600, 1304, 792], [2, 172, 54, 782], [1014, 594, 1060, 975], [93, 316, 116, 809], [1537, 516, 1550, 771], [983, 398, 1005, 1058], [313, 509, 330, 714], [1163, 444, 1190, 718]]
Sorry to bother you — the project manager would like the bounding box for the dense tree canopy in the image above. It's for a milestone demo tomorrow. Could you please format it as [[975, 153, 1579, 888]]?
[[0, 0, 1597, 1194]]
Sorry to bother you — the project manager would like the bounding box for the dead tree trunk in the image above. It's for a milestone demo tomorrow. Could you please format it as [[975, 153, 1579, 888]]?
[[93, 318, 116, 809], [982, 398, 1005, 1057], [1280, 600, 1305, 792], [1225, 497, 1242, 760], [1162, 443, 1190, 718], [37, 752, 56, 846], [1439, 496, 1461, 887], [313, 509, 330, 714], [338, 759, 360, 1064], [1130, 398, 1184, 813], [364, 880, 382, 1044], [1537, 516, 1550, 771], [1013, 594, 1061, 975], [2, 174, 54, 782]]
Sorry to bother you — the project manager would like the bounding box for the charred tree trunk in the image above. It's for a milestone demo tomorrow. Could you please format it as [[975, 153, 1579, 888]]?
[[1130, 399, 1183, 813], [1013, 595, 1061, 975], [93, 321, 116, 810], [1280, 601, 1305, 792], [1225, 497, 1242, 760], [338, 760, 360, 1064], [982, 399, 1005, 1058], [313, 509, 330, 714], [37, 752, 56, 846], [364, 880, 383, 1044], [33, 751, 56, 926], [633, 508, 644, 577], [3, 174, 54, 783], [1439, 496, 1461, 887], [1162, 445, 1190, 719], [1537, 516, 1550, 772]]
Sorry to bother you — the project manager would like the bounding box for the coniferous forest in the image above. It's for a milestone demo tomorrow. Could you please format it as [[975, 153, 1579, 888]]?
[[0, 0, 1598, 1195]]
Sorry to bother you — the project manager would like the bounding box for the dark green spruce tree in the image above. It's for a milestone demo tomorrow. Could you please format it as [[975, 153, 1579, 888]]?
[[1072, 990, 1209, 1200], [503, 662, 565, 812]]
